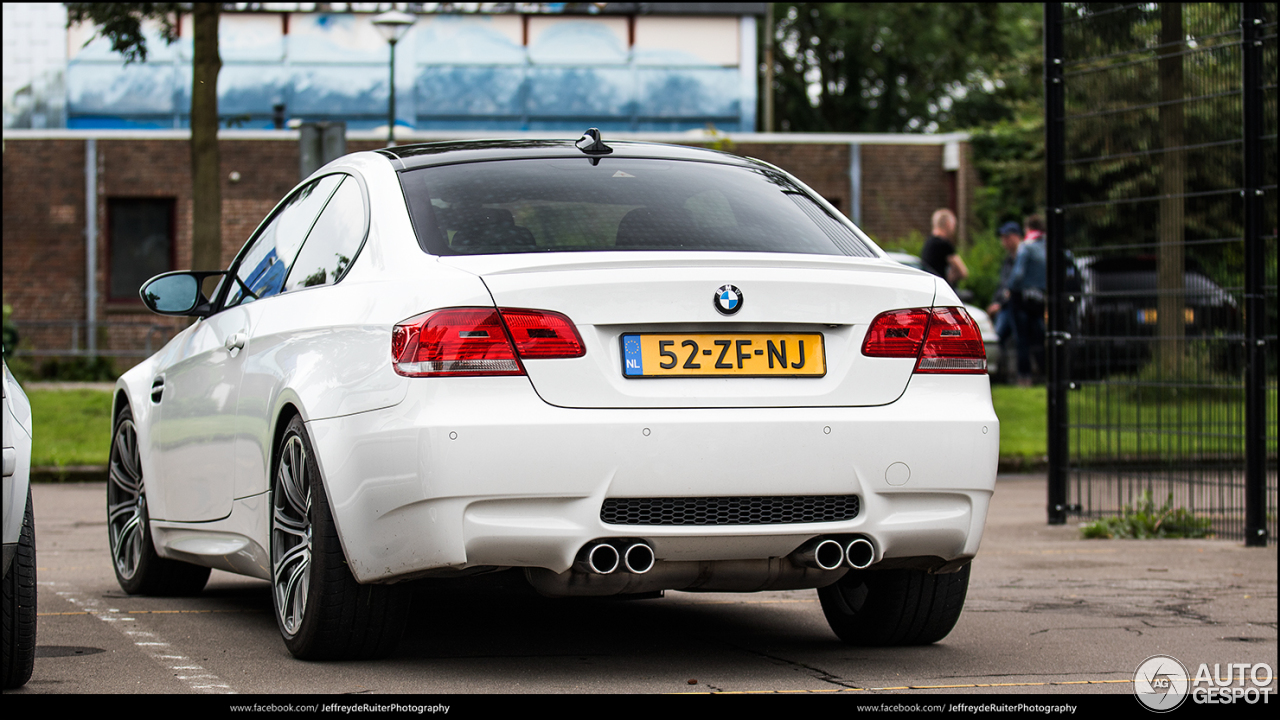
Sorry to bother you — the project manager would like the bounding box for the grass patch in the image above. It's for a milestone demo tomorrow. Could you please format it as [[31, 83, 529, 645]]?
[[1079, 490, 1213, 539], [26, 389, 114, 468], [25, 384, 1054, 469], [991, 384, 1046, 460], [16, 382, 1268, 474], [1069, 383, 1276, 460], [992, 382, 1277, 462]]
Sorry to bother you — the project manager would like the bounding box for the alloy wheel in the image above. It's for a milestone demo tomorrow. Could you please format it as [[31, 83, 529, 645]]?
[[272, 433, 313, 637], [107, 418, 146, 580]]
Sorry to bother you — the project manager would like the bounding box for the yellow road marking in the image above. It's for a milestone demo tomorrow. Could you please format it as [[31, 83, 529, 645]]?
[[673, 679, 1133, 694]]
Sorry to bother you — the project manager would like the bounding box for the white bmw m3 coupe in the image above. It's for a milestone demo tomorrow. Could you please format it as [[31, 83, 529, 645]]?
[[112, 131, 999, 659]]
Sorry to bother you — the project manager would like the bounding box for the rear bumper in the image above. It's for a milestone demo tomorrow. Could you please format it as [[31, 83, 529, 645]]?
[[308, 374, 999, 584]]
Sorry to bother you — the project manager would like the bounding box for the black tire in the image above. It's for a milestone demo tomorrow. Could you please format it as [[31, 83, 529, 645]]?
[[108, 406, 210, 596], [817, 564, 970, 646], [271, 415, 409, 660], [2, 494, 36, 689]]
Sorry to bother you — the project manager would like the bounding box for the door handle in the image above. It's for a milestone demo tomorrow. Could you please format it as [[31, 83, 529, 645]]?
[[225, 332, 246, 352]]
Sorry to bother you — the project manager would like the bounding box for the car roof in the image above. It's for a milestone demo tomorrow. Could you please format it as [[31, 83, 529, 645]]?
[[376, 138, 765, 173]]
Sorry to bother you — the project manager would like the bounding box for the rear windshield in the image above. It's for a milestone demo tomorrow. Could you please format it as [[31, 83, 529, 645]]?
[[398, 157, 877, 257]]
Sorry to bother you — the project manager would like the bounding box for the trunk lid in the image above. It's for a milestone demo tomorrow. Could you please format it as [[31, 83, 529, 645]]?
[[442, 252, 939, 408]]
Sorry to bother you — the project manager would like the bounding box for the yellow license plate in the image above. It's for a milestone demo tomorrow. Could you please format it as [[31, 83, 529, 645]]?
[[621, 333, 825, 378]]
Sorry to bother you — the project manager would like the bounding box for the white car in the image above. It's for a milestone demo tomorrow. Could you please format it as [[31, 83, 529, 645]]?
[[3, 357, 36, 687], [114, 132, 999, 659]]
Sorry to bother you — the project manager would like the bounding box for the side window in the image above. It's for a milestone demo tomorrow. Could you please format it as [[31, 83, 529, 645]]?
[[284, 176, 367, 292], [224, 174, 343, 307]]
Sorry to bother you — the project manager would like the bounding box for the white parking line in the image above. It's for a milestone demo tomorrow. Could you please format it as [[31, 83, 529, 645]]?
[[53, 588, 236, 694]]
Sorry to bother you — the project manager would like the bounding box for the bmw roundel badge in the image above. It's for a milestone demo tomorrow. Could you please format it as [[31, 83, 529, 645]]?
[[714, 284, 744, 315]]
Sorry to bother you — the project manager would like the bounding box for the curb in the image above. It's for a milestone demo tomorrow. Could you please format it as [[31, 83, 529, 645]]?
[[997, 457, 1048, 474], [31, 466, 108, 483], [23, 382, 117, 392]]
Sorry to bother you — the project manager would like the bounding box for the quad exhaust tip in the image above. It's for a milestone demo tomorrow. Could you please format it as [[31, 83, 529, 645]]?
[[845, 537, 875, 569], [577, 542, 621, 575], [577, 540, 655, 575], [623, 543, 656, 574], [794, 537, 877, 570], [796, 538, 847, 571]]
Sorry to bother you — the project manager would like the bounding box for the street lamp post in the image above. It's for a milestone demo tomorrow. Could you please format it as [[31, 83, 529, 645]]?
[[372, 10, 416, 148]]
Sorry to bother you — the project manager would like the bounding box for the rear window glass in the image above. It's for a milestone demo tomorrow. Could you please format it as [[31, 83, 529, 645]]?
[[398, 158, 876, 258]]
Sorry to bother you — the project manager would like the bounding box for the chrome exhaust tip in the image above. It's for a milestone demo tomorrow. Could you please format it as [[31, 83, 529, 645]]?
[[623, 542, 655, 574], [845, 537, 876, 569], [576, 542, 621, 575], [795, 538, 847, 571]]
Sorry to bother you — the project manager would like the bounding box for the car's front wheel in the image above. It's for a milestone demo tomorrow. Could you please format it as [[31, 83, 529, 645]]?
[[270, 414, 409, 660], [2, 494, 36, 688], [108, 407, 210, 596], [817, 564, 970, 646]]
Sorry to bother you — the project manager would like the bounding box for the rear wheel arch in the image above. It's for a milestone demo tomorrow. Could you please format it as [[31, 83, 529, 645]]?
[[112, 390, 130, 423], [268, 413, 410, 659], [268, 401, 351, 555], [270, 403, 304, 486]]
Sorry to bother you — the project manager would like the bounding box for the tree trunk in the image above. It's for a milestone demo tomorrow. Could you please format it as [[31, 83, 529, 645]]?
[[1157, 3, 1185, 376], [190, 4, 222, 273]]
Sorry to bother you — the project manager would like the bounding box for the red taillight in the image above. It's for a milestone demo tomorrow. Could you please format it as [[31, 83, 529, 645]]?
[[498, 308, 586, 359], [917, 307, 987, 374], [862, 307, 986, 374], [392, 307, 584, 377], [861, 309, 931, 358]]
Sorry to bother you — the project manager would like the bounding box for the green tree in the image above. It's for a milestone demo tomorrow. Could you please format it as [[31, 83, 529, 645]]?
[[1059, 4, 1251, 288], [770, 3, 1042, 134], [770, 2, 1048, 241], [65, 3, 222, 274]]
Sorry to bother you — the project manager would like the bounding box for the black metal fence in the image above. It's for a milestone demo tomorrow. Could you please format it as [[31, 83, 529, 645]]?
[[1046, 3, 1277, 544]]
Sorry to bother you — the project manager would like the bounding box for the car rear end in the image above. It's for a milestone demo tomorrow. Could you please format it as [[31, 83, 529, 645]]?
[[309, 142, 999, 601]]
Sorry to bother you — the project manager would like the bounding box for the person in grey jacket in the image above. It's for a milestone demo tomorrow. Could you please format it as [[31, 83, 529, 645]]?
[[1008, 215, 1047, 385], [987, 221, 1024, 358]]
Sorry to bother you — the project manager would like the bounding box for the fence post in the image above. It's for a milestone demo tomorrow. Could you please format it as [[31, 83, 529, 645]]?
[[1241, 2, 1268, 547], [1045, 2, 1069, 525]]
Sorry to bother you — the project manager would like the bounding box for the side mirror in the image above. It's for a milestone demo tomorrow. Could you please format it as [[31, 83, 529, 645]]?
[[140, 271, 226, 317]]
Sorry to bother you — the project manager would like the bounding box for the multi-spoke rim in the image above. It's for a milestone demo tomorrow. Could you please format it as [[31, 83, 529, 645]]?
[[272, 433, 312, 637], [107, 417, 145, 580]]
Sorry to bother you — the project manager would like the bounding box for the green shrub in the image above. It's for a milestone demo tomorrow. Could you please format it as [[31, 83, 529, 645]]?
[[958, 229, 1006, 309], [876, 230, 926, 257], [1120, 340, 1242, 404], [36, 356, 119, 382], [1079, 490, 1212, 539], [2, 301, 17, 361]]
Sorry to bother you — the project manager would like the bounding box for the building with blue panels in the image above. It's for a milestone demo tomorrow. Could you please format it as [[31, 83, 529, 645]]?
[[57, 4, 764, 133]]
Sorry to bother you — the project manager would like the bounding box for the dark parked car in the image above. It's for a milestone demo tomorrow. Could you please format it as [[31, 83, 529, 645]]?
[[1067, 255, 1240, 377]]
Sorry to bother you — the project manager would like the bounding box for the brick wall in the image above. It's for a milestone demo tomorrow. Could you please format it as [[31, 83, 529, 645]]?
[[860, 144, 948, 246], [734, 142, 852, 215], [2, 134, 971, 370], [3, 139, 86, 326]]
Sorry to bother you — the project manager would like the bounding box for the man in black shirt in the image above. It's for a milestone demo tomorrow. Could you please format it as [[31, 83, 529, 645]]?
[[920, 208, 968, 287]]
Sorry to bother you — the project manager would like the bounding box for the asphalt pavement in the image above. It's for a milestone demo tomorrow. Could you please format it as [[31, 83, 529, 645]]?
[[12, 472, 1277, 696]]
